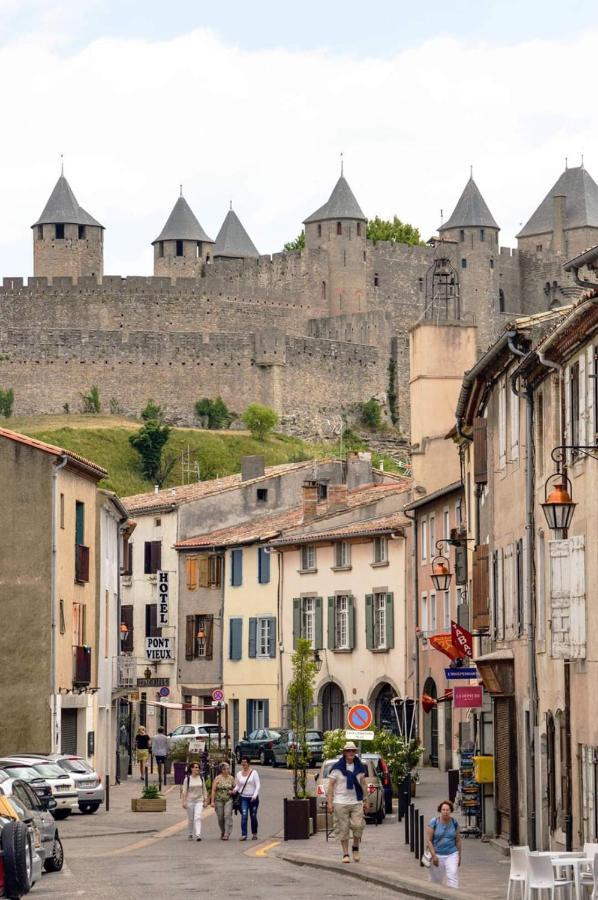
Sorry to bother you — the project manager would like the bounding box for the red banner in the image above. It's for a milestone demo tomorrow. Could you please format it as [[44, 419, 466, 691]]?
[[451, 621, 473, 658], [428, 633, 462, 662], [453, 686, 483, 708]]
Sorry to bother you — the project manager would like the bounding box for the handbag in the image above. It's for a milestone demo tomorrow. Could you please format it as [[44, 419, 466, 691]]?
[[421, 818, 437, 867], [232, 772, 251, 816]]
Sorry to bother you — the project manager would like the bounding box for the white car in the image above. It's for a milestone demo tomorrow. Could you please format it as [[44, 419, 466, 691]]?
[[168, 725, 228, 746], [0, 759, 78, 820]]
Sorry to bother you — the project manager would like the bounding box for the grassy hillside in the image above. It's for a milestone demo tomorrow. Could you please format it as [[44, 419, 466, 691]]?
[[8, 415, 316, 497]]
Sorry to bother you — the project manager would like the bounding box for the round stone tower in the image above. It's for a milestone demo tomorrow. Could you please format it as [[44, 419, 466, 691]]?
[[152, 190, 214, 277], [303, 171, 367, 315], [32, 173, 104, 282]]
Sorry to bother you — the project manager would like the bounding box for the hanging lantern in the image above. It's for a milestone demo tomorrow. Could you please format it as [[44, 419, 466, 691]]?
[[431, 555, 453, 591], [119, 623, 128, 641], [197, 628, 206, 640], [541, 474, 576, 532]]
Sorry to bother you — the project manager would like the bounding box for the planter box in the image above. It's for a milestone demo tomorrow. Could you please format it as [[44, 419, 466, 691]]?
[[131, 797, 166, 812], [173, 761, 187, 785], [283, 798, 311, 841]]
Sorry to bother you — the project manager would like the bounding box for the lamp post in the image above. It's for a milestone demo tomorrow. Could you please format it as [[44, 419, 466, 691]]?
[[541, 473, 576, 535]]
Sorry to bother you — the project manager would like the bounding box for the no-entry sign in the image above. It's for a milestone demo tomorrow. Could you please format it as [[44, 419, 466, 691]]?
[[347, 704, 373, 731]]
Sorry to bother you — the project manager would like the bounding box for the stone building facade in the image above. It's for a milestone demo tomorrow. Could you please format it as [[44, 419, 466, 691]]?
[[2, 164, 598, 435]]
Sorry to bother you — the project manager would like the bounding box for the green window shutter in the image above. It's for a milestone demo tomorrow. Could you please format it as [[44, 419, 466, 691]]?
[[229, 618, 242, 661], [385, 592, 395, 649], [292, 598, 301, 649], [365, 594, 374, 650], [314, 596, 323, 650], [248, 617, 257, 658], [348, 595, 355, 650], [327, 596, 336, 650], [267, 617, 277, 658]]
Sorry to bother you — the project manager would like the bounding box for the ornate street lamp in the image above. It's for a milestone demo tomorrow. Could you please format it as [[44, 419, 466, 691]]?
[[313, 650, 323, 673], [431, 554, 453, 591], [541, 472, 576, 533]]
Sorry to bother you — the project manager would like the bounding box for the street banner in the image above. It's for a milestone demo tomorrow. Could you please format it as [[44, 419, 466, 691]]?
[[345, 729, 374, 741], [428, 633, 462, 662], [445, 667, 477, 680], [451, 620, 473, 657], [453, 686, 483, 708], [157, 570, 169, 626]]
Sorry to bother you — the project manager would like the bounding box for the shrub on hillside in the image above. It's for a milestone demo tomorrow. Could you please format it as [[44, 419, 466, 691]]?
[[242, 403, 279, 440], [359, 398, 382, 429], [0, 387, 14, 418], [141, 399, 164, 423], [129, 418, 172, 485], [81, 385, 101, 414], [195, 397, 233, 430]]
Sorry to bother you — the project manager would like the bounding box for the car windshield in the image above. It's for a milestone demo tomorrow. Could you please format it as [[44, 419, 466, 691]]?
[[306, 732, 323, 742], [267, 731, 281, 740], [58, 758, 93, 774], [31, 763, 67, 778], [0, 766, 39, 782]]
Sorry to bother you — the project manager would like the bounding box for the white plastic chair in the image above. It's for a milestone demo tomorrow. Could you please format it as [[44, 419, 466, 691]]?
[[507, 845, 529, 900], [580, 851, 598, 899], [527, 854, 573, 900]]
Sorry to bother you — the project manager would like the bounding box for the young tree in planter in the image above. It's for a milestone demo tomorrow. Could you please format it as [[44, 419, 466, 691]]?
[[287, 637, 318, 799]]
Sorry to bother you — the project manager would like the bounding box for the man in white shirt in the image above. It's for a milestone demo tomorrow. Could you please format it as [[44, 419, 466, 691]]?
[[326, 741, 368, 863]]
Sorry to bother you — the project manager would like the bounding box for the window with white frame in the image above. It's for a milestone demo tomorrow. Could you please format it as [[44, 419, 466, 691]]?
[[335, 541, 351, 568], [301, 597, 315, 643], [373, 592, 386, 649], [444, 590, 451, 630], [429, 515, 436, 559], [443, 508, 450, 540], [257, 617, 272, 658], [373, 535, 388, 564], [421, 519, 428, 561], [334, 595, 350, 649], [300, 545, 316, 571], [421, 593, 428, 632], [430, 592, 437, 634]]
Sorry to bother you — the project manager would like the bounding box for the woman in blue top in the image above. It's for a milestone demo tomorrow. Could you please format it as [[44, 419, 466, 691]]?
[[425, 800, 462, 888]]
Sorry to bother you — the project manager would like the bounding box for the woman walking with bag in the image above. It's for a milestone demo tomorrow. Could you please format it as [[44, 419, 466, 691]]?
[[134, 726, 151, 781], [211, 761, 235, 840], [425, 800, 462, 889], [181, 762, 209, 841], [231, 757, 260, 841]]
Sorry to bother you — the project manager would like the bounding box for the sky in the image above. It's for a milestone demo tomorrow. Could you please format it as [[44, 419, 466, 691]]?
[[0, 0, 597, 275]]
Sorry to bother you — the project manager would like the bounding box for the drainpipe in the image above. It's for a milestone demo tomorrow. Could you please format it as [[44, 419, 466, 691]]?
[[403, 507, 419, 737], [51, 455, 68, 753]]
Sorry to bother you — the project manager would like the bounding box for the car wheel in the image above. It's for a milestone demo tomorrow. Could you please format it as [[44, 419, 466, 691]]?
[[53, 809, 71, 820], [376, 806, 384, 824], [44, 834, 64, 873], [271, 755, 278, 768], [2, 819, 33, 897], [79, 802, 100, 814], [258, 749, 267, 766], [385, 795, 393, 814]]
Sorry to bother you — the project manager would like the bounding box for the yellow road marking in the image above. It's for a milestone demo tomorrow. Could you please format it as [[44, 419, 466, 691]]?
[[103, 806, 215, 857], [247, 839, 281, 858]]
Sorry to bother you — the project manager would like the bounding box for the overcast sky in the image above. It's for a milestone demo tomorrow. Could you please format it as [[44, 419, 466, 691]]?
[[0, 0, 596, 276]]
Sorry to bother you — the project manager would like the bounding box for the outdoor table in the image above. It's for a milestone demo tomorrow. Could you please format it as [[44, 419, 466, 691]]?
[[547, 855, 591, 900]]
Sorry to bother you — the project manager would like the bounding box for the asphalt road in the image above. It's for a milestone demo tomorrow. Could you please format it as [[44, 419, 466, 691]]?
[[30, 766, 406, 899]]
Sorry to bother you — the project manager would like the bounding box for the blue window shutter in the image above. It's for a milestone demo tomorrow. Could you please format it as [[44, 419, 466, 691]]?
[[258, 547, 271, 584], [231, 548, 243, 586], [267, 616, 277, 657], [263, 699, 269, 728], [248, 617, 257, 658], [229, 618, 242, 661], [246, 700, 253, 735]]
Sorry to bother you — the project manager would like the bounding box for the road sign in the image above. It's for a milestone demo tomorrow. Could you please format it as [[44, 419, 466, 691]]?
[[445, 667, 477, 680], [212, 689, 224, 702], [347, 704, 373, 731], [159, 686, 170, 698], [345, 729, 374, 741]]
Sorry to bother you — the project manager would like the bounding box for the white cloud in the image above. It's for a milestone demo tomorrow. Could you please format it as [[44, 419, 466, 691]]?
[[0, 27, 595, 276]]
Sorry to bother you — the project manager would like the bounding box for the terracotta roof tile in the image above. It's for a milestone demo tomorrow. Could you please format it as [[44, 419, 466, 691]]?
[[0, 427, 107, 479], [272, 511, 408, 546]]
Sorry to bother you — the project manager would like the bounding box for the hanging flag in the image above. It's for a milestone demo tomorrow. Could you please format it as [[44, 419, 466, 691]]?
[[428, 633, 462, 662], [451, 620, 473, 658]]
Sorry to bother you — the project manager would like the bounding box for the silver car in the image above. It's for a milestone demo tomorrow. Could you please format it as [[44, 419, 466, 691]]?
[[0, 759, 78, 820], [0, 777, 64, 872], [45, 755, 104, 814]]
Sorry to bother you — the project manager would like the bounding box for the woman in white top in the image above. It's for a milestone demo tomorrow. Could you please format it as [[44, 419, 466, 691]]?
[[232, 757, 261, 841], [181, 762, 209, 841]]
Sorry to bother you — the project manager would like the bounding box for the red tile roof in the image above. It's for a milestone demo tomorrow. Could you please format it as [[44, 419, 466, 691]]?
[[271, 511, 408, 546], [0, 427, 107, 480]]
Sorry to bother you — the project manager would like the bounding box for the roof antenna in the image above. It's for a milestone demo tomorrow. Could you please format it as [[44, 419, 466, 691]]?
[[179, 184, 183, 197], [340, 151, 344, 177], [440, 208, 444, 226], [565, 156, 568, 170], [581, 152, 584, 168], [60, 154, 64, 176], [230, 199, 233, 211]]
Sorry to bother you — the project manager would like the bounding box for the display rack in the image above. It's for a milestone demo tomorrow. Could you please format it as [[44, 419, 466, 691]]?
[[458, 746, 481, 837]]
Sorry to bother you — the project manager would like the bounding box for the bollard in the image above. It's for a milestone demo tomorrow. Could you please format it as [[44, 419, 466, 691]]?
[[409, 804, 415, 852], [413, 807, 420, 860], [419, 815, 425, 865], [105, 774, 109, 813], [144, 768, 149, 790], [404, 802, 410, 844]]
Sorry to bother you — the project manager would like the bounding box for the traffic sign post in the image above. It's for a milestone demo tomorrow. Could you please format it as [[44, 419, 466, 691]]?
[[347, 704, 373, 731], [212, 689, 224, 702], [345, 729, 374, 741]]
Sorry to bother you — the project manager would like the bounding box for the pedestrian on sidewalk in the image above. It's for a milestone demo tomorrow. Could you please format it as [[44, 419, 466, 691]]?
[[134, 726, 151, 780], [181, 762, 210, 841], [327, 741, 367, 864], [211, 761, 235, 840], [425, 800, 462, 889], [152, 727, 169, 782], [232, 757, 260, 841]]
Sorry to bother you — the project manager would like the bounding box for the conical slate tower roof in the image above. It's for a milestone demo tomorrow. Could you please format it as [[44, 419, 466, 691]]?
[[304, 175, 366, 224], [33, 174, 103, 228], [517, 166, 598, 238], [439, 176, 498, 232], [214, 208, 259, 259], [153, 194, 213, 244]]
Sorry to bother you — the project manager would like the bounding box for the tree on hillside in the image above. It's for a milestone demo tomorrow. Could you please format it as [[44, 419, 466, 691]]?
[[367, 216, 424, 246], [195, 396, 233, 430], [141, 399, 164, 423], [129, 404, 173, 485], [0, 387, 14, 418], [242, 403, 278, 440], [283, 231, 305, 252]]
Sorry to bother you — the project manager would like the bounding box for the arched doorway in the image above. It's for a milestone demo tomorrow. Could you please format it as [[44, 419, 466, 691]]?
[[371, 682, 399, 732], [423, 677, 438, 767], [320, 682, 345, 731]]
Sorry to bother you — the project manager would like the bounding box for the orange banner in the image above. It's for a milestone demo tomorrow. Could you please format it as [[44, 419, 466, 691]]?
[[428, 633, 462, 662]]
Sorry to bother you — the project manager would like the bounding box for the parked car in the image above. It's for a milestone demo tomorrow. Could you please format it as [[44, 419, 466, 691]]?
[[362, 752, 393, 814], [234, 729, 282, 764], [0, 759, 77, 820], [0, 778, 63, 872], [271, 729, 324, 768], [43, 755, 104, 815], [0, 794, 43, 898], [315, 756, 385, 823], [168, 724, 228, 747]]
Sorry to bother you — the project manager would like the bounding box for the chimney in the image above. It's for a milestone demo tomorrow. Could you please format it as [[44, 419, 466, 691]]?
[[302, 481, 318, 521], [328, 483, 348, 512], [552, 194, 566, 255], [346, 451, 373, 488], [241, 455, 265, 482]]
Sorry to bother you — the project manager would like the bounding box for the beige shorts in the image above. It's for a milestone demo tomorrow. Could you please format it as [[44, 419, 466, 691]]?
[[136, 749, 149, 762], [333, 803, 364, 841]]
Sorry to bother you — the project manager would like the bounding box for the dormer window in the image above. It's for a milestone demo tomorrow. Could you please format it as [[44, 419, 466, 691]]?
[[55, 224, 65, 240], [78, 225, 86, 239], [336, 222, 342, 235], [176, 240, 184, 257]]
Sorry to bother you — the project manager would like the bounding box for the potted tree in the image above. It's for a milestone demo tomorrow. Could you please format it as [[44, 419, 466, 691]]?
[[131, 783, 167, 812], [283, 638, 317, 841]]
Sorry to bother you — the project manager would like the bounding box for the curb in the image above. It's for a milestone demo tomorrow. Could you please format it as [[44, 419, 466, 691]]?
[[276, 850, 481, 900]]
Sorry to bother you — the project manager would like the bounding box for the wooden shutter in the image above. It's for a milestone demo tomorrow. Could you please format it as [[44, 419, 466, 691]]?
[[292, 598, 301, 649], [497, 549, 505, 639], [263, 699, 270, 728], [579, 351, 587, 446], [186, 557, 198, 590], [472, 544, 490, 631], [231, 548, 243, 587], [229, 618, 242, 661], [385, 592, 395, 649], [365, 594, 374, 650], [550, 537, 586, 659], [564, 365, 571, 463], [121, 604, 134, 652], [587, 345, 596, 443], [144, 542, 152, 574], [246, 700, 253, 735], [498, 380, 507, 470], [267, 616, 276, 658], [198, 556, 210, 588], [258, 548, 270, 584], [185, 615, 195, 660], [348, 596, 355, 650], [314, 596, 323, 650], [151, 541, 162, 573], [569, 535, 586, 658], [205, 615, 214, 660], [327, 597, 335, 649], [510, 391, 520, 461], [145, 603, 160, 638], [248, 617, 257, 658]]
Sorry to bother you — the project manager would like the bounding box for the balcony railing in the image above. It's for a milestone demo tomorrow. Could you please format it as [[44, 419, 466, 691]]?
[[73, 645, 91, 686], [113, 655, 137, 689], [75, 544, 90, 583]]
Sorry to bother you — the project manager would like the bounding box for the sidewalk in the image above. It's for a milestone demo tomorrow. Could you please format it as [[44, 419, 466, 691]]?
[[277, 767, 509, 900]]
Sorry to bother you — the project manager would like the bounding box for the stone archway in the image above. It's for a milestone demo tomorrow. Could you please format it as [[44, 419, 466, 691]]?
[[423, 676, 438, 767], [370, 682, 399, 731], [320, 682, 345, 731]]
